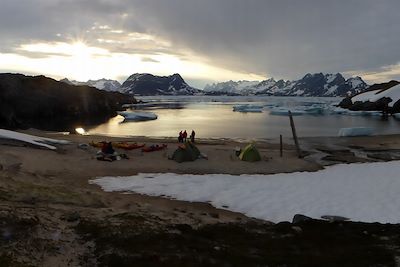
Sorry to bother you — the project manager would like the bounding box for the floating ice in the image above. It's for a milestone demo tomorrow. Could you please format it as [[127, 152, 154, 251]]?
[[232, 104, 263, 113], [118, 111, 158, 122], [338, 127, 373, 137], [269, 106, 324, 116]]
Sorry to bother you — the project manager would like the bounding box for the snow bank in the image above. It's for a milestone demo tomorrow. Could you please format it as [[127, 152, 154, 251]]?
[[90, 161, 400, 223], [0, 129, 70, 150], [118, 111, 158, 122]]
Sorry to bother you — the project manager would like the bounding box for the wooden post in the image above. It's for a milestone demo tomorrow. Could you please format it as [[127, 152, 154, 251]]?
[[279, 134, 283, 157], [288, 111, 302, 158]]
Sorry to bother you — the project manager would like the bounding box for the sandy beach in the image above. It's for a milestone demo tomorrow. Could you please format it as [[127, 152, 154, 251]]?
[[1, 130, 400, 266]]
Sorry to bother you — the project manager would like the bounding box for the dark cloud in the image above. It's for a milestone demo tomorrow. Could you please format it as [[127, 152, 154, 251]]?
[[0, 0, 399, 81]]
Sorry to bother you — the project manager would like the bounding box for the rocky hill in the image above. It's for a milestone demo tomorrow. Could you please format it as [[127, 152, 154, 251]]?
[[120, 73, 201, 96], [204, 73, 368, 97], [338, 80, 400, 113], [0, 73, 136, 130], [61, 78, 121, 92]]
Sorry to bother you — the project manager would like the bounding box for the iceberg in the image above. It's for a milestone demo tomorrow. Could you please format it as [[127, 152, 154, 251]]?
[[118, 111, 158, 122], [269, 106, 324, 116], [338, 127, 373, 137], [394, 113, 400, 119], [232, 104, 263, 113]]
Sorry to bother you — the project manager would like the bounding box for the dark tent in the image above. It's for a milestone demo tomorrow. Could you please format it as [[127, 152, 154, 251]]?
[[171, 141, 200, 163]]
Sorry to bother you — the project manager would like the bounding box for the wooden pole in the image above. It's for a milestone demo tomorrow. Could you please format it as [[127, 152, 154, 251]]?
[[279, 134, 283, 157], [288, 110, 302, 158]]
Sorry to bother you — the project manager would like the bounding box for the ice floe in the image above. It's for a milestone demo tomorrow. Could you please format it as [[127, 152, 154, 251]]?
[[338, 127, 373, 137], [118, 111, 158, 122], [232, 104, 264, 113]]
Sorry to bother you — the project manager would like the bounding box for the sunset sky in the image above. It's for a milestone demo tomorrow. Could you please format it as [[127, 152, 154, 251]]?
[[0, 0, 399, 88]]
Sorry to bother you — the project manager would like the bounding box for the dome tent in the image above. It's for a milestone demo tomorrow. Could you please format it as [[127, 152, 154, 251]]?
[[171, 141, 200, 163], [239, 144, 261, 162]]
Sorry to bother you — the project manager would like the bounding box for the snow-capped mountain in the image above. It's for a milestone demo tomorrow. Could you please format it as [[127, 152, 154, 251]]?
[[205, 73, 369, 97], [60, 78, 121, 92], [120, 73, 201, 95], [204, 80, 261, 95]]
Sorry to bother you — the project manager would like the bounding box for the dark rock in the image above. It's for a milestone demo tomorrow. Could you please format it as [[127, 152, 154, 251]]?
[[321, 215, 350, 222], [338, 80, 400, 113], [209, 212, 220, 219], [367, 80, 400, 92], [64, 212, 81, 222], [338, 97, 353, 109], [367, 153, 400, 161], [291, 226, 303, 234], [0, 73, 136, 131], [292, 214, 313, 224], [322, 155, 372, 163]]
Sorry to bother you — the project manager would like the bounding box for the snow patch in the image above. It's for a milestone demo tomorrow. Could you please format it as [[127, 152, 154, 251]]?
[[90, 161, 400, 223]]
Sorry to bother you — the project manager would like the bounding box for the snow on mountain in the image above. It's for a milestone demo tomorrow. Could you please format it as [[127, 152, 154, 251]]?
[[120, 73, 200, 96], [204, 80, 260, 95], [204, 73, 369, 97], [60, 78, 121, 92]]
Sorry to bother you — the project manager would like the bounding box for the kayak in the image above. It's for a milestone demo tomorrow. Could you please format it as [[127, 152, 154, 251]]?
[[90, 141, 106, 148], [114, 142, 145, 150], [141, 144, 167, 152]]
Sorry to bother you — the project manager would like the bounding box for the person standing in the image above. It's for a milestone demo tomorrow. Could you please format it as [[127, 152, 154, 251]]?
[[190, 130, 195, 143], [178, 131, 183, 143], [183, 130, 187, 142]]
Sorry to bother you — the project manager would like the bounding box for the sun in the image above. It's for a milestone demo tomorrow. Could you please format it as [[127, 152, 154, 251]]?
[[70, 41, 91, 58]]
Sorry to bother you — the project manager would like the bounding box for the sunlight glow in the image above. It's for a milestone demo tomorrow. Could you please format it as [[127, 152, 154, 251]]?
[[75, 127, 86, 135], [3, 40, 266, 85]]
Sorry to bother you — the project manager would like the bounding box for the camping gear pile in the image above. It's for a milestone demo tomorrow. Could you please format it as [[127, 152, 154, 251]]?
[[94, 141, 129, 162], [170, 141, 201, 163]]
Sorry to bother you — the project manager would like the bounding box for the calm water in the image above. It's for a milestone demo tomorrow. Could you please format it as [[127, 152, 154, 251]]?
[[88, 96, 400, 139]]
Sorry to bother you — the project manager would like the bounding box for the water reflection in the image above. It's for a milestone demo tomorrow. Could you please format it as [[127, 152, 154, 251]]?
[[88, 96, 400, 139]]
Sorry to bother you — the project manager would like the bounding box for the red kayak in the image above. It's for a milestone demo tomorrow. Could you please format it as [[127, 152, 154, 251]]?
[[141, 144, 167, 152], [114, 142, 145, 150]]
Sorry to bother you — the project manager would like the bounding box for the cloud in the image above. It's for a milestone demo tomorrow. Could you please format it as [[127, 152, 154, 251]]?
[[141, 57, 160, 63], [0, 0, 399, 83]]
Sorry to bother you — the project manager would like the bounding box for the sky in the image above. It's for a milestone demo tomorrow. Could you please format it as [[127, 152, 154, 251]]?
[[0, 0, 399, 88]]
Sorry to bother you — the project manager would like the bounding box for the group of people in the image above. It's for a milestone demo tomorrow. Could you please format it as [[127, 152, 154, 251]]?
[[178, 130, 195, 143]]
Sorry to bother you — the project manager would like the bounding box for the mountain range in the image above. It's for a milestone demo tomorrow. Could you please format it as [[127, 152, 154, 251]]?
[[61, 72, 369, 97], [60, 78, 122, 92], [204, 73, 368, 97], [119, 73, 200, 95]]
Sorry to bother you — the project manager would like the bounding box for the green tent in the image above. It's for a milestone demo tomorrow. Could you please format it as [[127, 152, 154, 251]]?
[[239, 144, 261, 162], [171, 141, 201, 163]]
